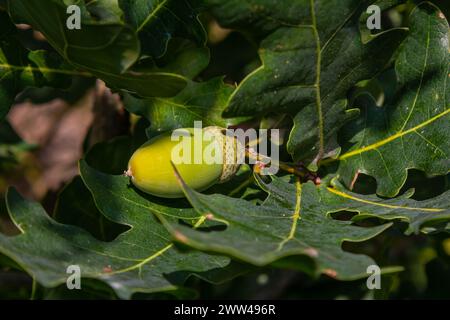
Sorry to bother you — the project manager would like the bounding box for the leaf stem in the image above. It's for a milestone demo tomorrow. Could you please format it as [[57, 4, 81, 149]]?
[[245, 149, 309, 179], [30, 277, 37, 300]]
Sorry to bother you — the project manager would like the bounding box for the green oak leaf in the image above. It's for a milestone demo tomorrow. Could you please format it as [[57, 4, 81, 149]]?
[[119, 0, 206, 58], [85, 136, 140, 175], [16, 76, 96, 105], [0, 162, 231, 299], [0, 46, 79, 119], [156, 40, 210, 79], [206, 0, 406, 170], [7, 0, 138, 73], [324, 179, 450, 234], [0, 11, 80, 119], [158, 169, 449, 279], [124, 77, 242, 132], [7, 0, 190, 97], [0, 11, 24, 119], [158, 173, 386, 280], [333, 3, 449, 197], [53, 176, 129, 242]]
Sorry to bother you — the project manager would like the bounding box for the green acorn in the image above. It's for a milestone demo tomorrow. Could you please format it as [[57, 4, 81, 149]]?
[[126, 126, 241, 198]]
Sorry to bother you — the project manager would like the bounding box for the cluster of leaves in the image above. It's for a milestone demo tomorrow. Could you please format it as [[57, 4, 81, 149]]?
[[0, 0, 449, 299]]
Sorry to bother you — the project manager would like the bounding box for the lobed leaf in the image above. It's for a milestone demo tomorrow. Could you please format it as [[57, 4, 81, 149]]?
[[334, 3, 450, 196], [0, 11, 77, 119], [124, 77, 242, 132], [158, 169, 449, 279], [7, 0, 191, 97], [207, 0, 406, 169], [0, 162, 231, 299]]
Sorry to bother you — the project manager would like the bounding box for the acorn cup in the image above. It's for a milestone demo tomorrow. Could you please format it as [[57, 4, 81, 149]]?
[[126, 126, 242, 198]]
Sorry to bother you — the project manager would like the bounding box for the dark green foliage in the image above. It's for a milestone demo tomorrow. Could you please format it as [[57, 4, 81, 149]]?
[[0, 0, 449, 299]]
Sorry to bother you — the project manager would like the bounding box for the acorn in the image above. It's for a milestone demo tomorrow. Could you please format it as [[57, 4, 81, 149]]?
[[125, 126, 242, 198]]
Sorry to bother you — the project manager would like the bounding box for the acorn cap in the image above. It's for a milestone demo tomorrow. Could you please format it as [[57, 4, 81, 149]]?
[[203, 126, 243, 183]]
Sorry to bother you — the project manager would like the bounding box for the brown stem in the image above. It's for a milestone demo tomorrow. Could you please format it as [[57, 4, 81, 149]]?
[[245, 149, 308, 178]]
